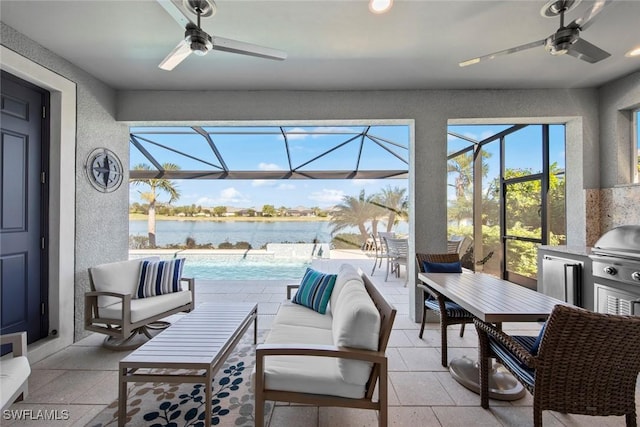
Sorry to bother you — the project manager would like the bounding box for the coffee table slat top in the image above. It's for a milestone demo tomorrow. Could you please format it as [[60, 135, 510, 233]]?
[[121, 302, 257, 367]]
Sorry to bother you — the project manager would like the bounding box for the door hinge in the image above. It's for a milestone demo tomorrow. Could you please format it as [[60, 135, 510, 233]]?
[[41, 303, 46, 316], [42, 105, 46, 119], [41, 171, 46, 184], [41, 237, 46, 250]]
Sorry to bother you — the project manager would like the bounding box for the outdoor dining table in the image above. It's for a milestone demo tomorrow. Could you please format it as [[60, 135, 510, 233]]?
[[417, 270, 569, 400]]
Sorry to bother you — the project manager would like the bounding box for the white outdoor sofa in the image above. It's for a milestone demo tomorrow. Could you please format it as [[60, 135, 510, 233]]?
[[85, 257, 194, 350], [0, 332, 30, 411], [255, 264, 396, 427]]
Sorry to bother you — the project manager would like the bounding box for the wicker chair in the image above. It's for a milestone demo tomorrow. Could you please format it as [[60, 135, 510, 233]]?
[[415, 253, 474, 367], [475, 304, 640, 427]]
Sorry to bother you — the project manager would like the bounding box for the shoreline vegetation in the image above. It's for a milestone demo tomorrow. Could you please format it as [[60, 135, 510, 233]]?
[[129, 213, 332, 222]]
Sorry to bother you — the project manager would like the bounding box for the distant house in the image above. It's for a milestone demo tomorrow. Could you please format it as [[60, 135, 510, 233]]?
[[287, 206, 314, 217]]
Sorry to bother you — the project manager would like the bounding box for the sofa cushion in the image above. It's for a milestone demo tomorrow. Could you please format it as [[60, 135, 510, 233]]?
[[98, 290, 192, 323], [0, 356, 30, 409], [292, 268, 336, 314], [271, 302, 333, 331], [329, 264, 364, 315], [332, 283, 381, 384], [136, 258, 185, 298], [90, 257, 159, 307], [261, 323, 366, 399]]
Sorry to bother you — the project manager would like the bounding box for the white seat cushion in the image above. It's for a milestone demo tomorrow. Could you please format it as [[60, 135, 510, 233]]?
[[0, 356, 30, 409], [272, 302, 333, 331], [261, 323, 367, 399], [99, 290, 192, 323], [90, 257, 159, 307], [332, 283, 381, 384]]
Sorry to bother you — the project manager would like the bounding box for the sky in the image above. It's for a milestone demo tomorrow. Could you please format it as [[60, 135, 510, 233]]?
[[129, 125, 409, 209]]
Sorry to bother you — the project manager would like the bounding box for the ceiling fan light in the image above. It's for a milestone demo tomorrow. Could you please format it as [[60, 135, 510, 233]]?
[[625, 46, 640, 57], [369, 0, 393, 14], [191, 41, 209, 56]]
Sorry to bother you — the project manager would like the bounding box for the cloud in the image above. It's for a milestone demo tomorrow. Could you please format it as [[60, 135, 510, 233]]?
[[258, 162, 283, 171], [350, 179, 376, 187], [251, 179, 276, 187], [308, 189, 345, 205], [196, 187, 250, 206], [277, 183, 296, 190]]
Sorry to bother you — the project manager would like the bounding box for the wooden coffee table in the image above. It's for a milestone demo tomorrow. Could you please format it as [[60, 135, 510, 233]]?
[[118, 302, 258, 427]]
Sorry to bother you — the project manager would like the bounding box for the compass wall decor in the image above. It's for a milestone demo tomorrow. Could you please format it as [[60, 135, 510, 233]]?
[[85, 148, 124, 193]]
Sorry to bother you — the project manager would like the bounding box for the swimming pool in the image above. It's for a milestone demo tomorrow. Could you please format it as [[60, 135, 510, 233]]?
[[130, 252, 311, 280]]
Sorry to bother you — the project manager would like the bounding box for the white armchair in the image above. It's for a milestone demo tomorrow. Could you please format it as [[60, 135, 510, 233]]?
[[85, 257, 194, 350], [0, 332, 30, 410]]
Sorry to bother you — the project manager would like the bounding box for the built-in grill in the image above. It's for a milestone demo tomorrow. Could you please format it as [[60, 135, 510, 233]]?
[[590, 225, 640, 316]]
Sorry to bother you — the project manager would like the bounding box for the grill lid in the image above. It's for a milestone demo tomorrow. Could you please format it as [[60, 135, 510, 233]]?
[[592, 225, 640, 259]]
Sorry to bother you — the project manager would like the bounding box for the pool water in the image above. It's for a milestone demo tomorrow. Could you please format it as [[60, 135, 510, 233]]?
[[132, 253, 311, 280]]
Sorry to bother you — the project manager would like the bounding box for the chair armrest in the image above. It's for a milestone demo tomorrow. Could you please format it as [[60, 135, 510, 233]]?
[[0, 332, 27, 357], [85, 291, 129, 299], [180, 277, 195, 291], [286, 284, 300, 300], [473, 319, 537, 368], [256, 343, 386, 364], [416, 283, 449, 313]]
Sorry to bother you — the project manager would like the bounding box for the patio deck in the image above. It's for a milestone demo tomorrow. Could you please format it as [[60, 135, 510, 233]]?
[[3, 251, 638, 426]]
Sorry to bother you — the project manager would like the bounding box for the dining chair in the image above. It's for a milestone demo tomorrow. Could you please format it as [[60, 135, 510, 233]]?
[[415, 253, 474, 367], [475, 305, 640, 427], [371, 231, 395, 276], [384, 237, 408, 285]]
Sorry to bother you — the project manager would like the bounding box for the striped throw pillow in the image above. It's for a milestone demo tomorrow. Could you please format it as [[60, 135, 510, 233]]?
[[292, 268, 337, 314], [136, 258, 185, 298]]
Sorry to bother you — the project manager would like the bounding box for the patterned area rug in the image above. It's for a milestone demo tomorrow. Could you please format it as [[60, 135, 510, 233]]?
[[88, 332, 272, 427]]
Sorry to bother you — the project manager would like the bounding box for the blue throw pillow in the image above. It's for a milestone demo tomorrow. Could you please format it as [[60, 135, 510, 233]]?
[[292, 268, 337, 314], [137, 258, 185, 298], [530, 322, 547, 355], [422, 260, 462, 273]]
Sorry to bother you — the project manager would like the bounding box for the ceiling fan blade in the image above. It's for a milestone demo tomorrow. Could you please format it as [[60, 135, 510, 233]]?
[[159, 40, 193, 71], [459, 39, 545, 67], [566, 38, 611, 63], [567, 0, 612, 31], [211, 36, 287, 61]]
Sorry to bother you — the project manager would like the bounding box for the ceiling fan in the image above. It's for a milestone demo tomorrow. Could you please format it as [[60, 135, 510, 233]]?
[[157, 0, 287, 71], [459, 0, 612, 67]]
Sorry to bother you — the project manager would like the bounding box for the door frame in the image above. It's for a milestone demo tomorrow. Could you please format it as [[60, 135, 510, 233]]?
[[1, 46, 76, 362]]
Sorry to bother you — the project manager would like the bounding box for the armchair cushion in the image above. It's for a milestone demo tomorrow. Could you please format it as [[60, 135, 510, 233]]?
[[292, 268, 336, 314], [531, 322, 546, 355], [424, 298, 473, 318], [329, 264, 362, 314], [136, 258, 185, 298], [422, 260, 462, 273], [99, 290, 192, 323], [489, 335, 537, 388], [90, 257, 159, 307]]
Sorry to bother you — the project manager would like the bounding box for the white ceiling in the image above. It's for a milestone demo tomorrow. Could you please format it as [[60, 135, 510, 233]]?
[[1, 0, 639, 91]]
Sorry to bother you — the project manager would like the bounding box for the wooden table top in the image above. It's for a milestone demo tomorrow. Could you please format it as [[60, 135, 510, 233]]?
[[120, 302, 257, 369], [417, 271, 568, 323]]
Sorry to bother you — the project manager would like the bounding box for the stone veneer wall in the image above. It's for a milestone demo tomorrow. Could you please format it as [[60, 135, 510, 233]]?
[[585, 185, 640, 246]]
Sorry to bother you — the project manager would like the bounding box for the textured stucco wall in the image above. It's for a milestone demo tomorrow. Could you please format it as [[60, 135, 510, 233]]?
[[1, 23, 130, 341], [598, 71, 640, 188]]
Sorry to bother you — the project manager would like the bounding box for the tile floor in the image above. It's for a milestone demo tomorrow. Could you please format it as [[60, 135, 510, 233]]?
[[3, 255, 639, 426]]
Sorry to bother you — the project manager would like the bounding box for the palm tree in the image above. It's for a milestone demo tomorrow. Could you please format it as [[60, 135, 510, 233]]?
[[130, 163, 181, 248], [375, 186, 408, 232], [330, 190, 379, 244]]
